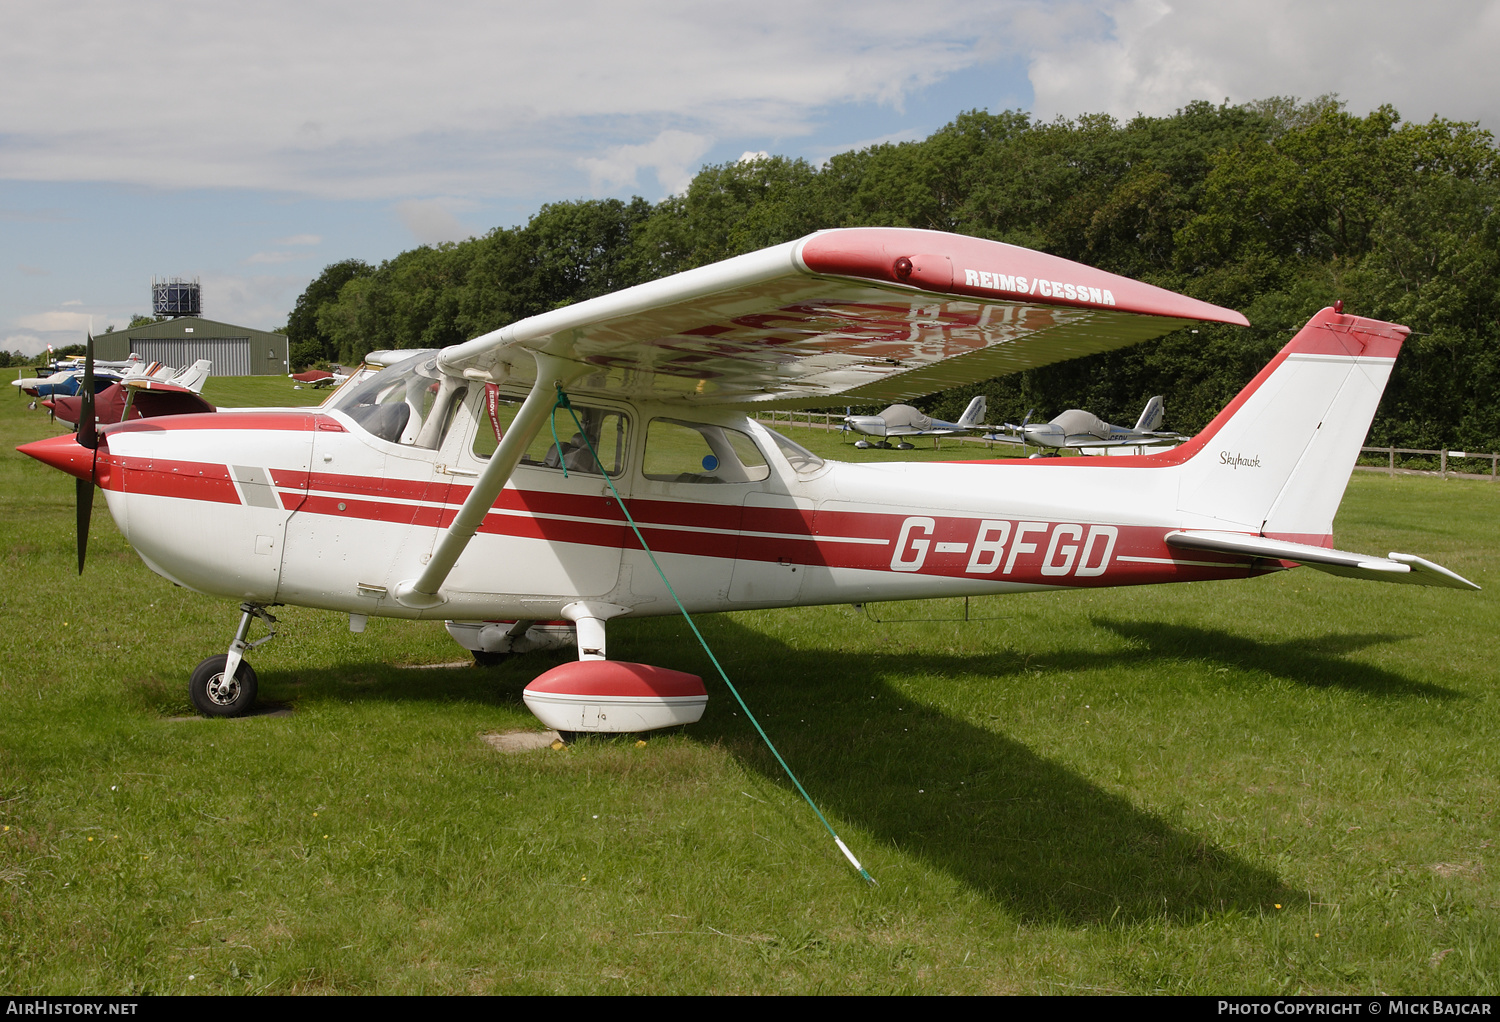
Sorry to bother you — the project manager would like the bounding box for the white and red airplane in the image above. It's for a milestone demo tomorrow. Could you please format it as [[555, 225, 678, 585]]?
[[19, 228, 1478, 726]]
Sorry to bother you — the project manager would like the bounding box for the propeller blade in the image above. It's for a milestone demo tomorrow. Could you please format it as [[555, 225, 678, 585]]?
[[75, 477, 92, 574], [78, 332, 98, 451], [75, 331, 99, 574]]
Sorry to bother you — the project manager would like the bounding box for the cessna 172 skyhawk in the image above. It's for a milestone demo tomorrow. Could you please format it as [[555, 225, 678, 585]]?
[[19, 228, 1479, 724]]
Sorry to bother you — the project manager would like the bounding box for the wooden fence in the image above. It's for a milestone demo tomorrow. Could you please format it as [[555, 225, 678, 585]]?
[[1358, 447, 1499, 479]]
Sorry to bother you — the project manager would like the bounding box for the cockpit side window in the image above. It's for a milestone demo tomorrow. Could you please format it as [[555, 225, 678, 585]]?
[[472, 387, 629, 476], [643, 419, 770, 483]]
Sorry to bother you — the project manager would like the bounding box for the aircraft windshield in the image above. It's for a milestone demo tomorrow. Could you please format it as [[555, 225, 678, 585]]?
[[327, 353, 468, 449]]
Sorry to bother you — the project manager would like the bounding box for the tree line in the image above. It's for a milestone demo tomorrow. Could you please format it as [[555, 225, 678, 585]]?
[[286, 97, 1500, 451]]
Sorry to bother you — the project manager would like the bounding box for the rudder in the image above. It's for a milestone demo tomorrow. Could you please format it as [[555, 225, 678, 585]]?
[[1172, 308, 1407, 543]]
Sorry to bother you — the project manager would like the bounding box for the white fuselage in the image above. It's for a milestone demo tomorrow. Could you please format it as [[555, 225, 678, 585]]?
[[94, 388, 1266, 626]]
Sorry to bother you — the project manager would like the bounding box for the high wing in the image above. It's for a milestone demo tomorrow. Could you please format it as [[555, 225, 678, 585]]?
[[437, 227, 1247, 407], [401, 228, 1248, 609]]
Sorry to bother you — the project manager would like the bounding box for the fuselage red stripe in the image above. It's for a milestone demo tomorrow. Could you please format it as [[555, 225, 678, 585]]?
[[103, 457, 1282, 586]]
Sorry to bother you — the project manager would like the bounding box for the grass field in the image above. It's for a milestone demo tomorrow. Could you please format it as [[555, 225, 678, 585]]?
[[2, 378, 1497, 994]]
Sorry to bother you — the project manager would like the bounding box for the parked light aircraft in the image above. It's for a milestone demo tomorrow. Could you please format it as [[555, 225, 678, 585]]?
[[47, 359, 214, 427], [844, 395, 990, 449], [291, 368, 347, 389], [18, 228, 1479, 724], [14, 354, 144, 399], [990, 395, 1183, 452]]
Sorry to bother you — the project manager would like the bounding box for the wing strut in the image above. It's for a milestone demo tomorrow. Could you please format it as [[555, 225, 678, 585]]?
[[393, 351, 585, 609]]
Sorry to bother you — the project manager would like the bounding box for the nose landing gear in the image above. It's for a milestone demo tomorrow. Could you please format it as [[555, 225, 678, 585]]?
[[189, 603, 278, 717]]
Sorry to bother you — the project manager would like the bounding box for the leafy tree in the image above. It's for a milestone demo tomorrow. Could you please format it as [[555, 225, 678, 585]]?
[[287, 259, 373, 368]]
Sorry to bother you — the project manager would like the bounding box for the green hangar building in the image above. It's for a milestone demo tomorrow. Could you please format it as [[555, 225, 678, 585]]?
[[93, 278, 290, 377]]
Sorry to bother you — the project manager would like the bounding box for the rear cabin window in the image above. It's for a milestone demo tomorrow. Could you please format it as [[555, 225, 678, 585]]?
[[643, 419, 770, 483], [472, 389, 629, 476]]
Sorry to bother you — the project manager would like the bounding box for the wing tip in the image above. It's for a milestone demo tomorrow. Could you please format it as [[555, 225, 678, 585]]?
[[799, 227, 1248, 326]]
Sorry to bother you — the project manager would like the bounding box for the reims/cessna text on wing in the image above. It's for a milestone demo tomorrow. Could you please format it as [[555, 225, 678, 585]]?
[[20, 228, 1478, 728]]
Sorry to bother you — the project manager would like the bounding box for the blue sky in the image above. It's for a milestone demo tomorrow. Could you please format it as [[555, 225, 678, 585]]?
[[5, 1, 1498, 356]]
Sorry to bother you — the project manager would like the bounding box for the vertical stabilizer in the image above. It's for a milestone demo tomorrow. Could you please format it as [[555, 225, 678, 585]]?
[[171, 359, 213, 394], [1173, 308, 1407, 543], [957, 395, 987, 428], [1134, 395, 1165, 432]]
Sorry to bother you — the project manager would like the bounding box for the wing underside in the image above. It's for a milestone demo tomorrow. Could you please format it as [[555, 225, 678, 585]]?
[[437, 228, 1248, 408]]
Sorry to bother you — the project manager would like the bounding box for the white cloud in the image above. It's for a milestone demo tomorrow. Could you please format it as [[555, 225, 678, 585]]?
[[275, 234, 322, 246], [16, 310, 94, 333], [198, 273, 308, 330], [580, 130, 716, 197], [4, 333, 50, 357], [17, 264, 49, 277], [1024, 0, 1500, 126], [395, 200, 476, 245], [0, 2, 1002, 199]]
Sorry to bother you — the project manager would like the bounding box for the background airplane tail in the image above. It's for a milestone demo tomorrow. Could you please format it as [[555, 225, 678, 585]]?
[[171, 359, 213, 394], [957, 395, 987, 428], [1172, 308, 1408, 543], [1134, 395, 1164, 432]]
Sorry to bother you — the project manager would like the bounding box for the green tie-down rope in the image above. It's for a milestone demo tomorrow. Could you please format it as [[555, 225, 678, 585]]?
[[551, 385, 875, 885]]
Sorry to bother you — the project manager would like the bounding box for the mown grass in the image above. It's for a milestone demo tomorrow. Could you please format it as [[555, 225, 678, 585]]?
[[1, 382, 1496, 994]]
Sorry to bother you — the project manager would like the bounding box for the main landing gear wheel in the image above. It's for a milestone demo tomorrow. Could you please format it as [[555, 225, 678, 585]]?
[[190, 655, 259, 717], [472, 650, 508, 667]]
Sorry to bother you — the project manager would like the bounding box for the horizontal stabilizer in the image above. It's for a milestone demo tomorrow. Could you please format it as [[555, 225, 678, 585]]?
[[125, 378, 194, 394], [1164, 531, 1479, 590]]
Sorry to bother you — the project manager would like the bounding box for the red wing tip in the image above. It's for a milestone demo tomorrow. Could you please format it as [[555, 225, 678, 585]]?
[[799, 228, 1248, 325]]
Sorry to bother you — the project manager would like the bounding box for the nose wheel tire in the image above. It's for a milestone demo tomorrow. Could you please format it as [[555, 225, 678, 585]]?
[[189, 655, 259, 717]]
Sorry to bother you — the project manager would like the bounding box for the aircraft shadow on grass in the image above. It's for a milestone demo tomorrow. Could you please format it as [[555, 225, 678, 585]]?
[[623, 615, 1297, 926], [260, 612, 1449, 925], [1086, 617, 1459, 700]]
